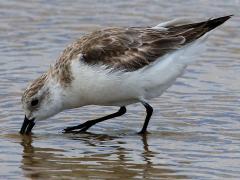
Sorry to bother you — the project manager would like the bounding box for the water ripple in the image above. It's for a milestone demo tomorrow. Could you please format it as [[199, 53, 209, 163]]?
[[0, 0, 239, 179]]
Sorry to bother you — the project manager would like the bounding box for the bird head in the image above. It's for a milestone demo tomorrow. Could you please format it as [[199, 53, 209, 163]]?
[[20, 72, 63, 134]]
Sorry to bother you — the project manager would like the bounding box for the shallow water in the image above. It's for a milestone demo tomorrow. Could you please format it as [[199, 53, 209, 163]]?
[[0, 0, 240, 179]]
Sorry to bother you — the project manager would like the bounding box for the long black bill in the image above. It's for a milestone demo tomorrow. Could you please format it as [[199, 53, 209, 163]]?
[[19, 115, 35, 135]]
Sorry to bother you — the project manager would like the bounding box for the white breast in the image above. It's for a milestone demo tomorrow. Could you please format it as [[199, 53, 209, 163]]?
[[63, 51, 187, 108], [65, 59, 140, 107]]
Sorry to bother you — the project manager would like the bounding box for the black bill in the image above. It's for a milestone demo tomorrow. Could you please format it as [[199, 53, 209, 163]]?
[[19, 115, 35, 134]]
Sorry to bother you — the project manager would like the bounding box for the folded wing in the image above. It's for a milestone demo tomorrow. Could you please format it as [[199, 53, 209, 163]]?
[[57, 15, 232, 72]]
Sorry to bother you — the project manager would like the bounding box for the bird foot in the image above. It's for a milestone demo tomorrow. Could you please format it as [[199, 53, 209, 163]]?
[[137, 130, 151, 135], [63, 121, 94, 133]]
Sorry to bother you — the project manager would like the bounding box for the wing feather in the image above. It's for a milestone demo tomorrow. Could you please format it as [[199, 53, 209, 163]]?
[[56, 15, 232, 72], [79, 28, 186, 71]]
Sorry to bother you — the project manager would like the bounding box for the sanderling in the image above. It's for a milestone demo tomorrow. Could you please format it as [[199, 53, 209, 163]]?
[[20, 15, 232, 135]]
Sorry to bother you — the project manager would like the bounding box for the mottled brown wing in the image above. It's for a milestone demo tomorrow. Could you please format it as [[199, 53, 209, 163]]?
[[79, 27, 185, 71], [57, 15, 231, 72]]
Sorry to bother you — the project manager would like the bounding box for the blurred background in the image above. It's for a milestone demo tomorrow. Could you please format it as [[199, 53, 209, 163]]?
[[0, 0, 239, 179]]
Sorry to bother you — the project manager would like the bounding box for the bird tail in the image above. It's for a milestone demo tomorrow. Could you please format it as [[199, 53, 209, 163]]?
[[177, 15, 233, 44], [200, 15, 232, 31], [170, 15, 233, 65]]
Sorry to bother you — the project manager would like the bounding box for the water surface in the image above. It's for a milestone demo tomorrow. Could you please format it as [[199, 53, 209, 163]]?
[[0, 0, 240, 179]]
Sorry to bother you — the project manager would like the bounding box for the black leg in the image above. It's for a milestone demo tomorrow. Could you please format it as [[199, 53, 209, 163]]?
[[138, 102, 153, 134], [64, 106, 126, 133]]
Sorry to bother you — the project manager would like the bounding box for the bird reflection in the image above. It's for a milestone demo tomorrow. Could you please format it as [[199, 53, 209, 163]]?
[[141, 134, 157, 179], [19, 133, 187, 179], [20, 135, 40, 179]]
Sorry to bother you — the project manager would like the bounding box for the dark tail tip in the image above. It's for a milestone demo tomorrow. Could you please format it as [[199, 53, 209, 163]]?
[[206, 15, 233, 31]]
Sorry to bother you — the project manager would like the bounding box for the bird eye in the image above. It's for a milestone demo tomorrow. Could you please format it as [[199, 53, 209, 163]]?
[[31, 99, 39, 107]]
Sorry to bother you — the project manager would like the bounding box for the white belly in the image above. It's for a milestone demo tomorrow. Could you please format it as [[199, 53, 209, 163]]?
[[68, 61, 141, 107], [67, 52, 187, 108]]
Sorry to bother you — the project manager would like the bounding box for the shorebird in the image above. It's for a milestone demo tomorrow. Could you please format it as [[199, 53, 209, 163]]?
[[20, 15, 232, 135]]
